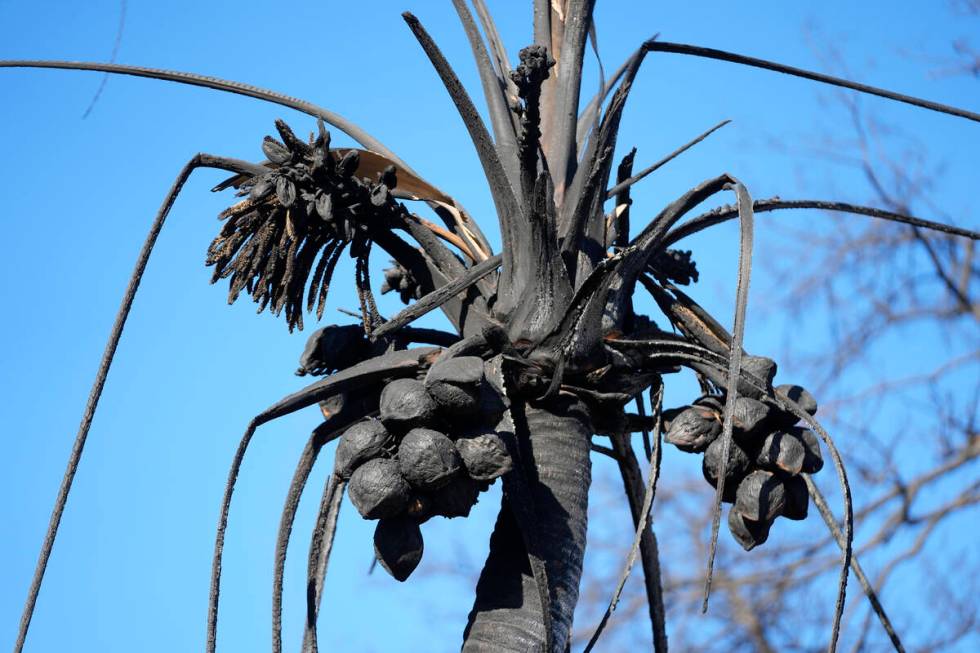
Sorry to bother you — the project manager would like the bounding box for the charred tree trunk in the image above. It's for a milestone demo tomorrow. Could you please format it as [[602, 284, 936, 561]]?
[[463, 394, 592, 652]]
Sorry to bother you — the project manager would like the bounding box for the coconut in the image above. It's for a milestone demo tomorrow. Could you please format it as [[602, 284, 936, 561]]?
[[334, 419, 391, 479], [734, 470, 786, 522], [424, 356, 484, 416], [348, 458, 411, 520], [728, 508, 772, 551], [702, 437, 753, 503], [429, 475, 481, 518], [373, 516, 424, 582], [455, 432, 512, 481], [781, 475, 809, 521], [665, 405, 720, 453], [755, 430, 806, 475], [380, 378, 439, 432], [397, 428, 462, 491]]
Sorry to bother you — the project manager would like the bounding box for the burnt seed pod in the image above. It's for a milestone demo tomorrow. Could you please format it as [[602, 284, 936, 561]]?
[[296, 324, 371, 375], [702, 437, 753, 503], [424, 355, 485, 416], [781, 475, 810, 521], [648, 248, 700, 286], [398, 428, 463, 490], [734, 470, 786, 522], [755, 430, 807, 475], [775, 383, 818, 416], [795, 426, 824, 474], [347, 458, 411, 520], [665, 405, 721, 453], [373, 516, 424, 582], [334, 419, 392, 480], [380, 378, 439, 432], [731, 395, 773, 437], [742, 355, 777, 391], [455, 432, 512, 481], [429, 474, 481, 519], [727, 507, 772, 551]]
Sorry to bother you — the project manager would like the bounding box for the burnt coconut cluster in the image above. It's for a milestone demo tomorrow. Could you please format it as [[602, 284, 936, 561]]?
[[335, 354, 511, 581], [664, 382, 823, 550]]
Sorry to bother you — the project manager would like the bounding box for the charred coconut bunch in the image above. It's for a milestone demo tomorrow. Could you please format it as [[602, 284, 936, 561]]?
[[331, 352, 510, 580], [665, 382, 823, 550], [10, 4, 980, 653]]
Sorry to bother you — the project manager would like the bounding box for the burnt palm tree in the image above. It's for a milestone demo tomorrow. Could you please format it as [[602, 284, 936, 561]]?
[[6, 2, 979, 652]]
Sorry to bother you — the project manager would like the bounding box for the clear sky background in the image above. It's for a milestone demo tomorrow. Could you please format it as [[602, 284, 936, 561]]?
[[0, 1, 977, 651]]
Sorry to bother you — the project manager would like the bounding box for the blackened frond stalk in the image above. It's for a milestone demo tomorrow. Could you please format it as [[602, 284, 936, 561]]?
[[0, 60, 410, 166], [544, 0, 596, 203], [702, 181, 756, 613], [609, 148, 637, 249], [470, 0, 520, 112], [544, 0, 595, 204], [576, 47, 646, 151], [645, 41, 980, 123], [14, 153, 258, 653], [605, 119, 732, 199], [665, 198, 980, 245], [451, 0, 521, 190], [401, 13, 524, 314], [559, 42, 649, 262]]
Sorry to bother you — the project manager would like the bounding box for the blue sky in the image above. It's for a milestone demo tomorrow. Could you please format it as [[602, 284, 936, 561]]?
[[1, 1, 977, 651]]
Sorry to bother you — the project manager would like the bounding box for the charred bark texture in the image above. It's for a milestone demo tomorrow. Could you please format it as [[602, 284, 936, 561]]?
[[463, 394, 592, 652]]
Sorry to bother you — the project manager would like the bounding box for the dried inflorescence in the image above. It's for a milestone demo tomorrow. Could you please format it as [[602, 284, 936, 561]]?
[[205, 119, 407, 331]]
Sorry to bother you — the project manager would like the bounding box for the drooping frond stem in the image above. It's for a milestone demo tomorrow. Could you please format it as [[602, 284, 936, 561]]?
[[0, 61, 411, 166], [664, 198, 980, 245], [208, 418, 258, 653], [645, 41, 980, 123], [303, 475, 346, 653], [784, 408, 853, 653], [702, 181, 755, 612], [585, 384, 667, 653], [13, 153, 258, 653], [805, 477, 905, 652], [272, 436, 325, 653], [273, 419, 355, 653]]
